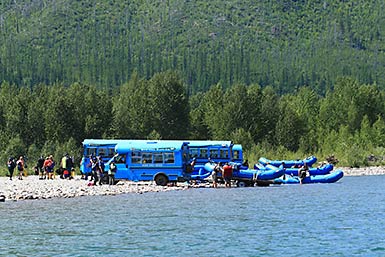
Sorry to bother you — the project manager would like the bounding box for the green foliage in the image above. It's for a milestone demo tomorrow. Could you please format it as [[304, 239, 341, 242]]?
[[3, 1, 385, 168], [2, 1, 385, 93], [231, 128, 253, 152], [1, 72, 385, 169], [148, 71, 190, 139]]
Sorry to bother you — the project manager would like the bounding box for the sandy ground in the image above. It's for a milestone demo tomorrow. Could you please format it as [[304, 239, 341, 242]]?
[[1, 167, 384, 202]]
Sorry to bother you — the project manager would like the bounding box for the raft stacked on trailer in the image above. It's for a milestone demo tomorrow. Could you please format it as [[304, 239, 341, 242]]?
[[256, 156, 344, 184], [202, 161, 285, 187]]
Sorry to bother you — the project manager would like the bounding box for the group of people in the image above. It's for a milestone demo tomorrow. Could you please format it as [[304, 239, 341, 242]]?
[[212, 162, 234, 188], [6, 153, 75, 181], [7, 156, 26, 180], [83, 155, 117, 186], [209, 159, 310, 187], [36, 155, 56, 180], [279, 161, 310, 184]]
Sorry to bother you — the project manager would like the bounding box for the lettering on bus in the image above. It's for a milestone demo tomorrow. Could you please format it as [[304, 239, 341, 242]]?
[[130, 151, 175, 165]]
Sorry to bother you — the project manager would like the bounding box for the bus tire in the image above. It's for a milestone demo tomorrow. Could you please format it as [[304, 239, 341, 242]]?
[[237, 181, 246, 187], [155, 174, 168, 186]]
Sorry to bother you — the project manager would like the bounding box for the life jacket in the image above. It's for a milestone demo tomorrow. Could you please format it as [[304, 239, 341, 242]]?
[[223, 164, 233, 178]]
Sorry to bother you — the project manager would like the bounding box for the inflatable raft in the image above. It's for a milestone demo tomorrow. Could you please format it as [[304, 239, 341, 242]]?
[[258, 156, 317, 168], [283, 163, 333, 176], [258, 163, 334, 176], [204, 162, 285, 181], [273, 170, 344, 184], [190, 168, 213, 180]]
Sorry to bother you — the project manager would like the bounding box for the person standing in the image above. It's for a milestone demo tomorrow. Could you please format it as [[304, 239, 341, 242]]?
[[90, 157, 99, 185], [61, 154, 68, 174], [7, 157, 16, 180], [212, 162, 222, 188], [37, 156, 45, 179], [44, 155, 55, 180], [223, 162, 233, 188], [16, 156, 24, 180], [298, 163, 309, 184], [97, 156, 105, 185], [108, 161, 117, 185]]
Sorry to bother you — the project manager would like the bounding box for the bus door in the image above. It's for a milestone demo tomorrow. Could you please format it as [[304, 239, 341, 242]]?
[[113, 153, 131, 180]]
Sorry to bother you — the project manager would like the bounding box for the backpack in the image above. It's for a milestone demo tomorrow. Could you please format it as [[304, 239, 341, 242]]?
[[17, 161, 23, 171], [8, 159, 16, 169]]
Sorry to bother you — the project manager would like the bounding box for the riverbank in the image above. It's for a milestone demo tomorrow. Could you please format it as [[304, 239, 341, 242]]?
[[340, 166, 385, 176], [1, 167, 384, 202], [0, 176, 190, 202]]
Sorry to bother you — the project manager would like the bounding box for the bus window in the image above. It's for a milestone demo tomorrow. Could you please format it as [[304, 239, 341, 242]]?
[[142, 153, 152, 164], [201, 149, 208, 158], [131, 151, 141, 164], [233, 150, 240, 160], [189, 149, 198, 159], [164, 153, 175, 164], [108, 148, 115, 157], [115, 154, 126, 164], [86, 148, 97, 157], [98, 148, 106, 157], [220, 149, 228, 158], [154, 153, 163, 164], [209, 149, 218, 158]]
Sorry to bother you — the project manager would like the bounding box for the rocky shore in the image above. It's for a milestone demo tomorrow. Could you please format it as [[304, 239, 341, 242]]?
[[1, 167, 384, 202], [340, 166, 385, 176], [0, 176, 190, 202]]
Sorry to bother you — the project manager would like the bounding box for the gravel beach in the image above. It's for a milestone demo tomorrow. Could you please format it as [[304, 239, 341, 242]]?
[[0, 176, 190, 202], [340, 166, 385, 176], [1, 167, 384, 202]]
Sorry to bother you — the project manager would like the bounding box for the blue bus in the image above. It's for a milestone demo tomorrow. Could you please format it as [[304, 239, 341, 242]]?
[[186, 141, 243, 175], [80, 139, 130, 174], [81, 139, 244, 178], [110, 140, 191, 186]]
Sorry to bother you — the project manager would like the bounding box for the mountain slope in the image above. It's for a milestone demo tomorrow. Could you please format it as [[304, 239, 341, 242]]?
[[1, 0, 385, 93]]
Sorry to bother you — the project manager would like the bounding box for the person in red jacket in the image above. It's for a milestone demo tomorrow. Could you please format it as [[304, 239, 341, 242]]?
[[222, 163, 233, 188]]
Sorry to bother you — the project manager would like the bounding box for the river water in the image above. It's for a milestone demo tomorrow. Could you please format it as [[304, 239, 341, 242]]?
[[0, 176, 384, 256]]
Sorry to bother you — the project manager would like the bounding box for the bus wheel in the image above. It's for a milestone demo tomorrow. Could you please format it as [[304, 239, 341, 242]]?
[[237, 181, 246, 187], [155, 174, 168, 186]]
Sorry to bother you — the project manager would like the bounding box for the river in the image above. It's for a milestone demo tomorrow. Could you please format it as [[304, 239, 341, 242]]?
[[0, 176, 384, 256]]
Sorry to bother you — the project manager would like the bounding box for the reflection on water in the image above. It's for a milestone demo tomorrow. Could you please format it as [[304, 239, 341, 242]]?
[[0, 176, 384, 256]]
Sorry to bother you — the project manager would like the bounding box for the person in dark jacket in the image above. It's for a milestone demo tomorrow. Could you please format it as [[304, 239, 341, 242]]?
[[7, 157, 16, 180]]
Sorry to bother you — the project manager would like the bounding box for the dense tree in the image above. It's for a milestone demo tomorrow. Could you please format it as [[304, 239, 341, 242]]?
[[2, 1, 385, 93], [147, 71, 190, 139]]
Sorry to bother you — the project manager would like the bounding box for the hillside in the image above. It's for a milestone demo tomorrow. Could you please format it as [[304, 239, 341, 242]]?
[[1, 0, 385, 93]]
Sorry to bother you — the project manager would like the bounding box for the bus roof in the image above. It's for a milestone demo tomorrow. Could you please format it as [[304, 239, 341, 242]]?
[[232, 144, 242, 151], [186, 140, 233, 147], [82, 139, 131, 146], [83, 139, 233, 148], [115, 140, 189, 152]]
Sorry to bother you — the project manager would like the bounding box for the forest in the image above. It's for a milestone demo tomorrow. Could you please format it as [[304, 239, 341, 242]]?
[[1, 0, 385, 93], [1, 0, 385, 170], [1, 73, 385, 170]]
